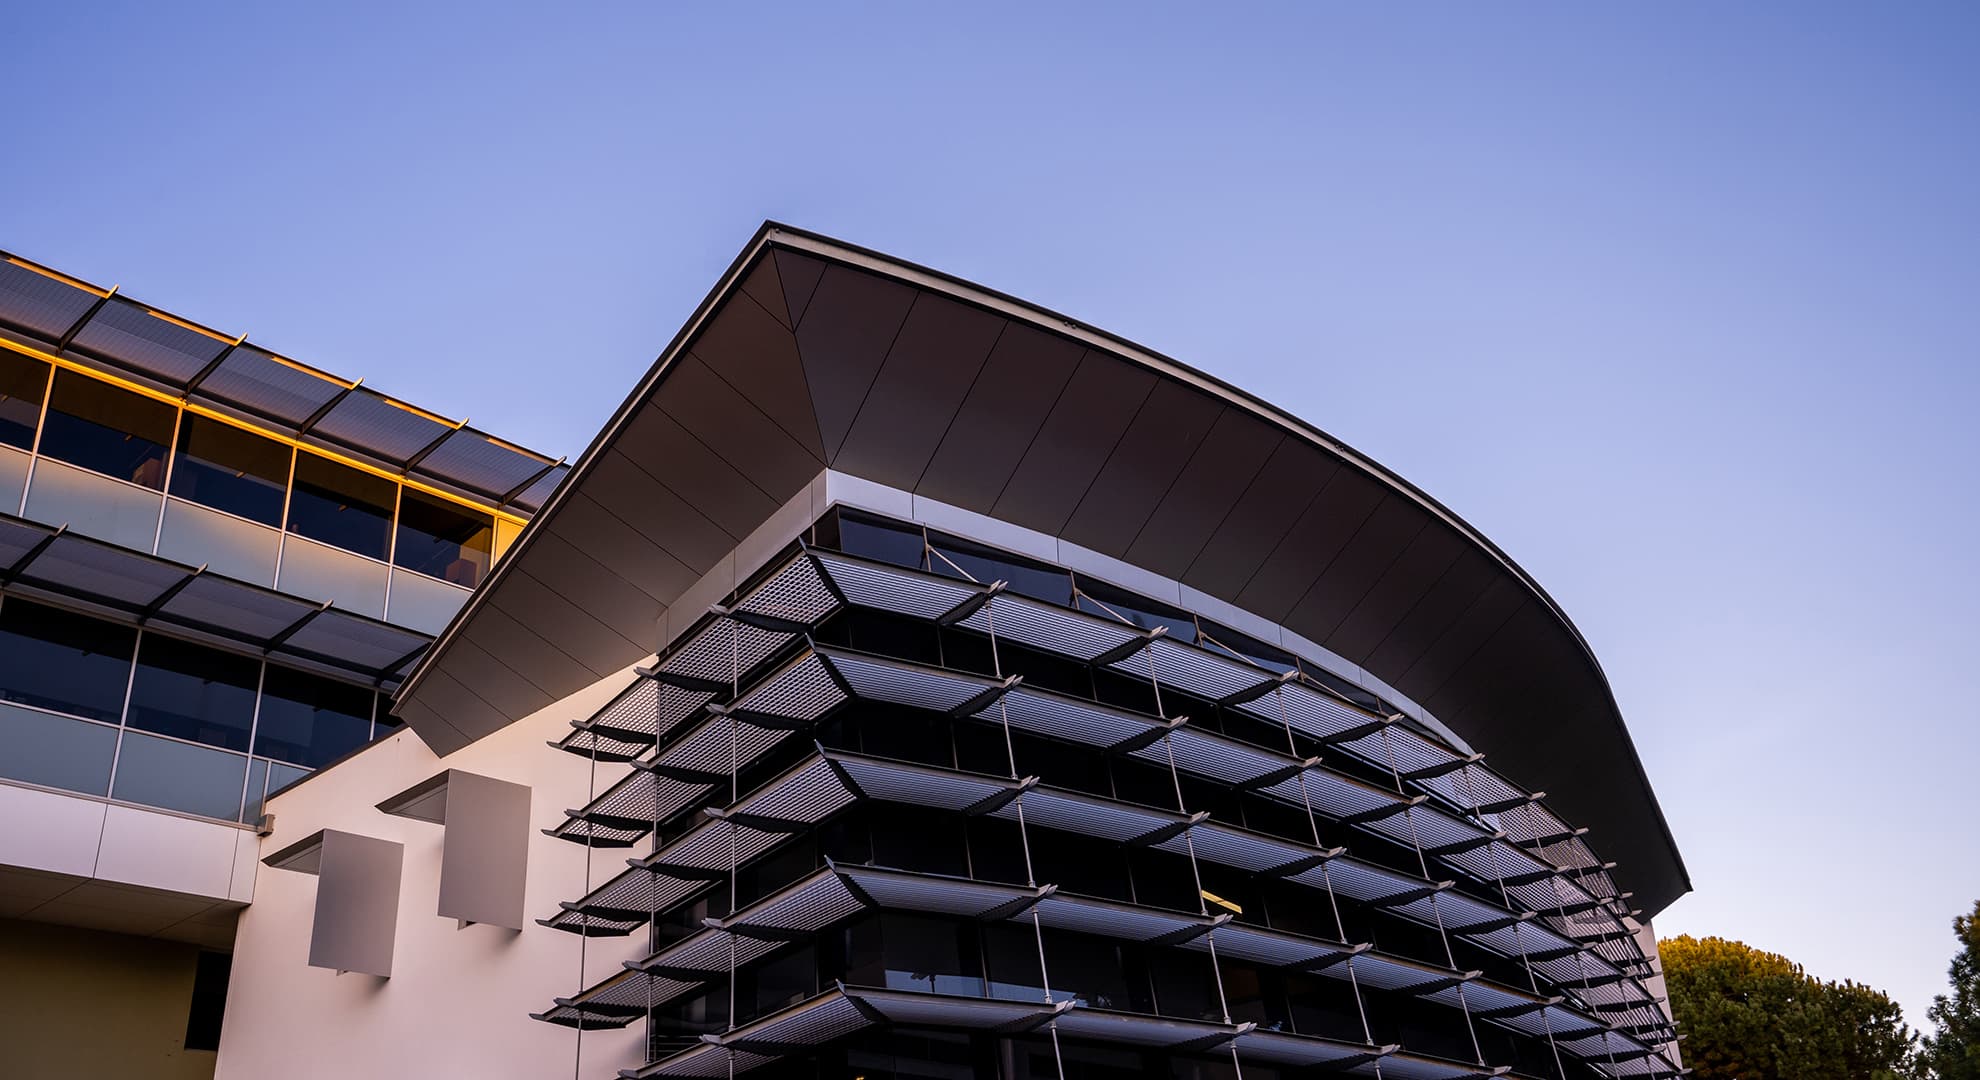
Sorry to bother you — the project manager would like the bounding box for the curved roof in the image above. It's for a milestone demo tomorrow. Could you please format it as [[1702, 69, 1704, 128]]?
[[398, 223, 1688, 914]]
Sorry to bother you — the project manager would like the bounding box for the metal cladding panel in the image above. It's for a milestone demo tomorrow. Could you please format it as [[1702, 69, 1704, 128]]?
[[1361, 546, 1500, 681], [736, 249, 792, 328], [309, 830, 402, 977], [833, 290, 1004, 492], [1323, 524, 1467, 664], [1394, 577, 1530, 696], [992, 352, 1160, 535], [657, 353, 822, 499], [487, 571, 643, 682], [1182, 439, 1341, 600], [916, 322, 1085, 512], [773, 249, 826, 329], [1060, 381, 1225, 557], [442, 639, 555, 718], [1282, 496, 1431, 642], [438, 771, 531, 929], [523, 530, 680, 631], [610, 405, 780, 542], [794, 265, 917, 462], [1126, 411, 1285, 580], [584, 451, 737, 573], [1234, 468, 1388, 623]]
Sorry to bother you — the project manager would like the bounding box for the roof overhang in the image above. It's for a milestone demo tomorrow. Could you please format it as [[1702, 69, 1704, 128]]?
[[397, 223, 1688, 913]]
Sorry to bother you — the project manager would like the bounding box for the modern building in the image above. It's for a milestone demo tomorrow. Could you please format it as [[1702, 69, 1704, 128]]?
[[1, 225, 1687, 1080]]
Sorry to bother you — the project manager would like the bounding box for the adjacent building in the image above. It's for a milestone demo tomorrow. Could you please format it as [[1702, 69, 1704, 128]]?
[[1, 225, 1688, 1080], [0, 251, 566, 1077]]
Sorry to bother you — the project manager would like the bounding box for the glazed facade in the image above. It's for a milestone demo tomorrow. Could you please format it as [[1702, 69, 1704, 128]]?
[[534, 507, 1678, 1080]]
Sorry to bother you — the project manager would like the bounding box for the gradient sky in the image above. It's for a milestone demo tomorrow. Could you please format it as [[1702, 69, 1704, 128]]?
[[4, 2, 1975, 1028]]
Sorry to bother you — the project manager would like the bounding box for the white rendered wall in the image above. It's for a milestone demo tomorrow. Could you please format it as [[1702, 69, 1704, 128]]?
[[214, 666, 649, 1080]]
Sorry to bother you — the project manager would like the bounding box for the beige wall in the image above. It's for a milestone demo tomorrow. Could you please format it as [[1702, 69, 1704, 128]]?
[[0, 917, 216, 1080], [216, 670, 649, 1080]]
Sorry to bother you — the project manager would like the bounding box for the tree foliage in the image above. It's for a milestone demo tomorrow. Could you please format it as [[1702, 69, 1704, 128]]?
[[1661, 934, 1921, 1080], [1924, 900, 1980, 1080]]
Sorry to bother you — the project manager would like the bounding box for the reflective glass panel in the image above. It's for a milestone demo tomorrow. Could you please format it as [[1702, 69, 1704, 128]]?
[[168, 414, 290, 526], [1074, 577, 1197, 639], [393, 488, 492, 587], [125, 635, 259, 751], [286, 452, 394, 559], [0, 597, 136, 722], [0, 701, 117, 795], [0, 351, 48, 449], [928, 531, 1073, 605], [110, 731, 247, 820], [36, 371, 174, 488], [254, 664, 373, 768]]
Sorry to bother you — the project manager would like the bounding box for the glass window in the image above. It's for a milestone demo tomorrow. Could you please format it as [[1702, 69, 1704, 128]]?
[[254, 664, 373, 768], [110, 731, 247, 820], [0, 598, 136, 722], [928, 531, 1073, 605], [393, 488, 492, 587], [0, 701, 118, 795], [125, 635, 259, 751], [36, 371, 175, 488], [1074, 577, 1196, 640], [168, 414, 290, 526], [819, 509, 925, 569], [0, 351, 48, 449], [286, 453, 395, 559]]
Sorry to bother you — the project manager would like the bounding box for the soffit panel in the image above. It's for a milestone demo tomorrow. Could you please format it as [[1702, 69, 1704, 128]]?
[[1061, 382, 1227, 558], [659, 352, 822, 498], [832, 292, 1005, 492], [1395, 580, 1530, 703], [993, 353, 1159, 535], [1126, 412, 1285, 580], [609, 404, 779, 541], [681, 273, 823, 459], [793, 265, 918, 462], [774, 249, 827, 330], [392, 699, 469, 756], [736, 251, 792, 329], [522, 532, 678, 645], [1322, 522, 1467, 664], [1361, 546, 1500, 681], [1284, 497, 1431, 648], [916, 322, 1087, 513], [551, 492, 698, 603], [443, 638, 556, 719], [586, 450, 738, 574], [411, 668, 510, 741], [460, 605, 598, 699], [1181, 440, 1341, 600], [1234, 468, 1388, 623], [487, 573, 644, 680]]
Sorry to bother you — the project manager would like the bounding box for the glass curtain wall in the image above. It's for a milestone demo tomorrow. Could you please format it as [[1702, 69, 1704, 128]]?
[[0, 349, 499, 630], [0, 592, 394, 823]]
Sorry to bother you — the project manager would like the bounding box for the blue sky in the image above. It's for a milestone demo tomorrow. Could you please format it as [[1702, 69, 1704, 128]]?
[[4, 3, 1975, 1027]]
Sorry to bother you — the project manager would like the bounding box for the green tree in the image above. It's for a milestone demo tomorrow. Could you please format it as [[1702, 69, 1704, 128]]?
[[1924, 900, 1980, 1080], [1661, 934, 1922, 1080]]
